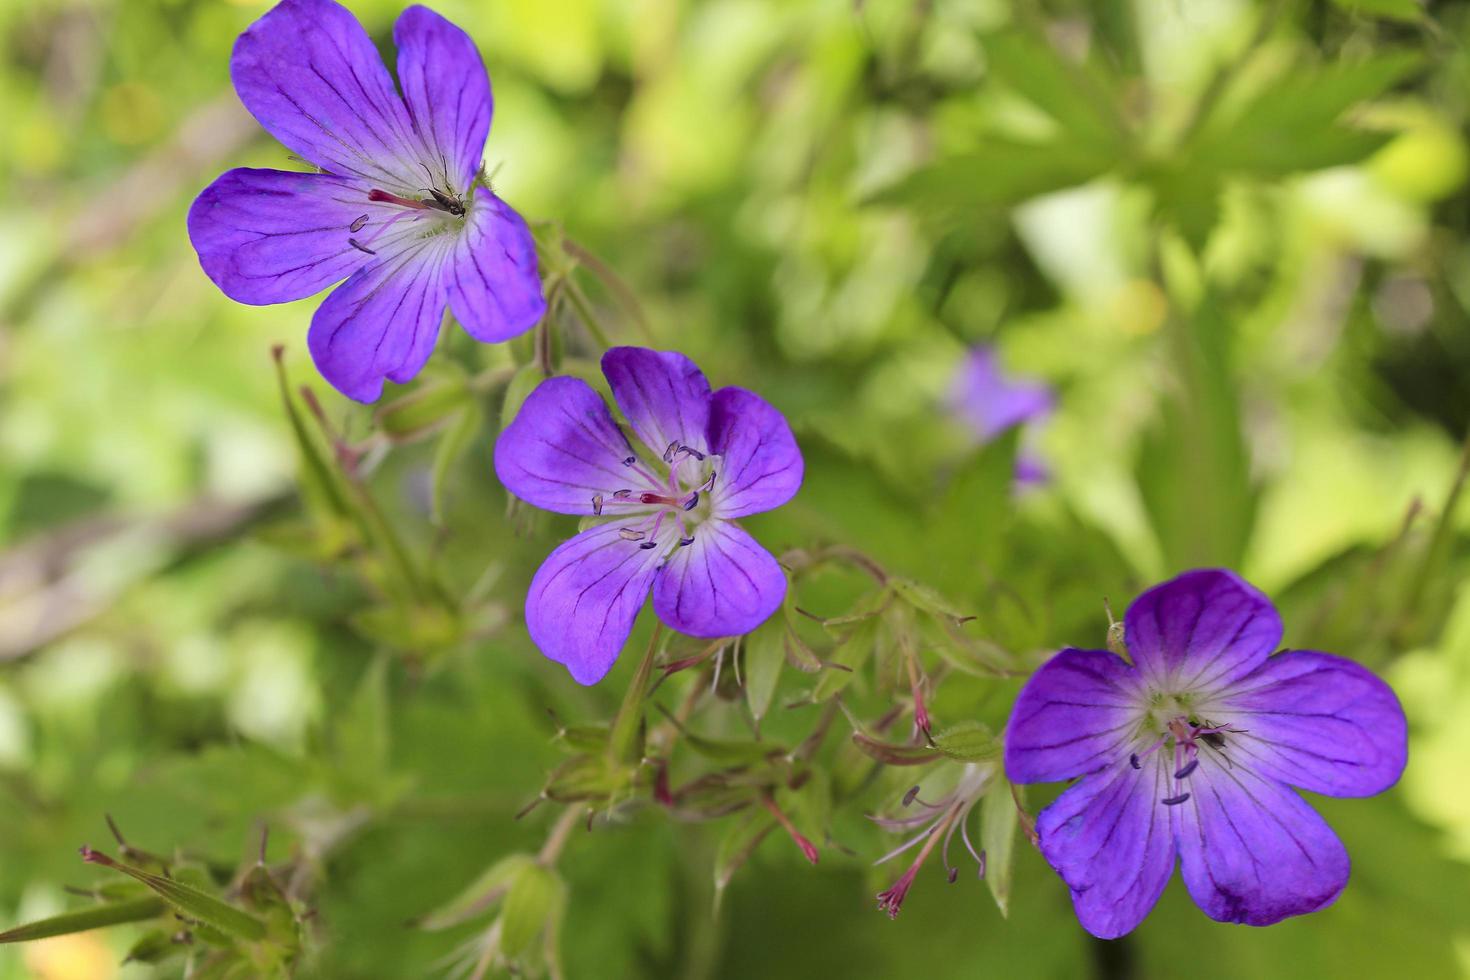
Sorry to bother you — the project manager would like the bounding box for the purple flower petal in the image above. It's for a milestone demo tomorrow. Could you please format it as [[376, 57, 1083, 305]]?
[[231, 0, 423, 190], [652, 520, 786, 638], [602, 348, 713, 457], [1123, 568, 1282, 694], [494, 377, 641, 516], [1207, 650, 1407, 797], [950, 345, 1054, 441], [186, 168, 383, 305], [393, 5, 491, 193], [446, 191, 546, 343], [526, 521, 663, 685], [306, 241, 453, 402], [706, 387, 803, 519], [1004, 648, 1142, 784], [1173, 761, 1349, 926], [1036, 759, 1178, 939]]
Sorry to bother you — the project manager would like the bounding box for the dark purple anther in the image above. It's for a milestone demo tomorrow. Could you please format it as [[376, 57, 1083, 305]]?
[[1174, 759, 1199, 779], [1129, 754, 1141, 770], [1161, 793, 1191, 806], [678, 536, 695, 547], [683, 492, 699, 511], [349, 214, 369, 232], [622, 456, 637, 466], [348, 238, 377, 255], [639, 541, 658, 550]]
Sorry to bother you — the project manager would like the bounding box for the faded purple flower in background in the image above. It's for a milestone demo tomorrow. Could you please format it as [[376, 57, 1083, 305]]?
[[188, 0, 545, 402], [1004, 569, 1406, 939], [948, 345, 1054, 484], [494, 348, 803, 685]]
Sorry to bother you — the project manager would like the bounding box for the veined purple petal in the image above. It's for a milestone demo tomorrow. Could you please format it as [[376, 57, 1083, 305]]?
[[1123, 569, 1282, 694], [602, 348, 713, 457], [1004, 647, 1142, 784], [950, 345, 1054, 442], [652, 520, 786, 638], [306, 239, 452, 402], [706, 387, 803, 519], [1173, 761, 1349, 926], [494, 377, 641, 515], [1206, 650, 1407, 797], [526, 521, 663, 685], [231, 0, 422, 190], [187, 168, 385, 305], [1036, 759, 1178, 939], [446, 190, 546, 343], [394, 5, 491, 193]]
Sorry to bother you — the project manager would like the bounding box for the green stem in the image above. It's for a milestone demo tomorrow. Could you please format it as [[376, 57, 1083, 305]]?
[[608, 624, 663, 765]]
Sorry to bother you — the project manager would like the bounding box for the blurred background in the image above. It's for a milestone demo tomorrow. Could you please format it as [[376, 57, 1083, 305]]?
[[3, 0, 1470, 976]]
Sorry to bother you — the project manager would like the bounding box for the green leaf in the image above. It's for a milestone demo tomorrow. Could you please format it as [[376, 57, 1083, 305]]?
[[1136, 298, 1257, 568], [981, 30, 1124, 155], [1329, 0, 1422, 22], [930, 721, 1000, 762], [80, 849, 267, 942], [337, 653, 391, 787], [981, 777, 1020, 917], [499, 864, 565, 960], [871, 140, 1112, 221], [0, 897, 166, 943], [743, 617, 786, 726], [1193, 52, 1421, 176]]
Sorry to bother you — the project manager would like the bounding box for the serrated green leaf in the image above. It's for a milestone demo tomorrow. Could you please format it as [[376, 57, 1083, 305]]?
[[0, 896, 166, 943], [930, 721, 1000, 762], [982, 777, 1020, 917], [1194, 52, 1421, 176], [981, 30, 1124, 155], [870, 140, 1111, 220]]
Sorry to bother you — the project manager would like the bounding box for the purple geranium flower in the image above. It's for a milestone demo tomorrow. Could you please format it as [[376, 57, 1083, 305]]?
[[1004, 569, 1407, 939], [494, 347, 804, 685], [187, 0, 545, 403], [948, 345, 1054, 484]]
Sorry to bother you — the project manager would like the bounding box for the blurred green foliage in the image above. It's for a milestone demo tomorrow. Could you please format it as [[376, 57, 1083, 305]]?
[[3, 0, 1470, 977]]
